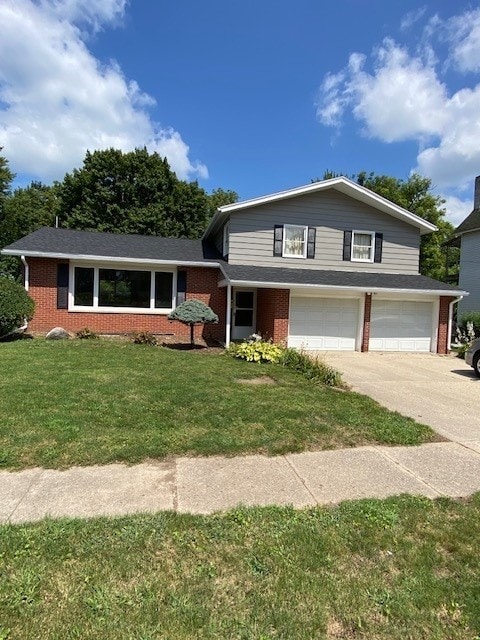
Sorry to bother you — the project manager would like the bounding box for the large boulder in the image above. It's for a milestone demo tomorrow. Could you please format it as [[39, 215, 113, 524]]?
[[46, 327, 71, 340]]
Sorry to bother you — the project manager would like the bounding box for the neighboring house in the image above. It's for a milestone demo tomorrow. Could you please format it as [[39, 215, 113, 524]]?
[[453, 176, 480, 318], [1, 177, 467, 353]]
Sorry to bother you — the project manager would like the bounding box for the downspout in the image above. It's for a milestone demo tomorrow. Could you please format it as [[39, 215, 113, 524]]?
[[21, 255, 29, 291], [448, 295, 463, 349], [225, 284, 232, 347]]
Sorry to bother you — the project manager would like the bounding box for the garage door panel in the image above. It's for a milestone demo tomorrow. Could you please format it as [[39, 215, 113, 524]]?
[[370, 300, 433, 352], [288, 297, 359, 351]]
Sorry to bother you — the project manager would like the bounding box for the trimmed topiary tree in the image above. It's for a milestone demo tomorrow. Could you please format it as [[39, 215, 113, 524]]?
[[0, 277, 35, 338], [168, 300, 218, 348]]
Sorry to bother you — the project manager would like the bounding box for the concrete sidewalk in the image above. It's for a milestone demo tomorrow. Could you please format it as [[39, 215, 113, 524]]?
[[3, 441, 480, 524]]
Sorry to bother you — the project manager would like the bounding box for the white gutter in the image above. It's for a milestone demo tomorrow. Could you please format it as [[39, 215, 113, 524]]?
[[21, 255, 29, 291], [2, 250, 219, 269], [448, 295, 464, 349], [218, 277, 468, 298], [225, 284, 232, 347]]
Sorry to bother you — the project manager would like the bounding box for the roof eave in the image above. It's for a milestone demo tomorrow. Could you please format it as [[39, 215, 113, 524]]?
[[204, 177, 437, 238], [218, 276, 467, 297], [1, 248, 220, 268]]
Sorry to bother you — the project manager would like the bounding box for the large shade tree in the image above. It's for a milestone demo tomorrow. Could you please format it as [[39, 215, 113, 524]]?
[[58, 148, 238, 238]]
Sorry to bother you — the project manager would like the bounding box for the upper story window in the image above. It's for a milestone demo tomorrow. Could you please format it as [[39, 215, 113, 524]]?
[[351, 231, 375, 262], [283, 224, 308, 258], [72, 265, 175, 313], [343, 230, 383, 263]]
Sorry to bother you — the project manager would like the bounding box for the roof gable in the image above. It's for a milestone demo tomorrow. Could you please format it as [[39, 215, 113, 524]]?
[[204, 177, 437, 238], [454, 208, 480, 236]]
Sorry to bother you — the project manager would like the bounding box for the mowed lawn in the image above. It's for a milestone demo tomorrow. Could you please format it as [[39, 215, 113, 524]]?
[[1, 494, 480, 639], [0, 340, 438, 469]]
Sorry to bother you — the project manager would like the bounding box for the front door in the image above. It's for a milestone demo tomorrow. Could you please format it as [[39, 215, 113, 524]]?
[[232, 289, 255, 340]]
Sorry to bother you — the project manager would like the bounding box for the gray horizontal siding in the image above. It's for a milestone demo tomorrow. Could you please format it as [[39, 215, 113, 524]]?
[[228, 190, 420, 274], [458, 232, 480, 315]]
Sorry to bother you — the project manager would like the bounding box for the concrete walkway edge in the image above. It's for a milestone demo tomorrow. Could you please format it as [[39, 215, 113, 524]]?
[[2, 441, 480, 524]]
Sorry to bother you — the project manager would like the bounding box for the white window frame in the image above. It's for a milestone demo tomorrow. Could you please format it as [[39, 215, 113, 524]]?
[[69, 262, 177, 314], [223, 222, 230, 257], [351, 230, 375, 263], [282, 224, 308, 259]]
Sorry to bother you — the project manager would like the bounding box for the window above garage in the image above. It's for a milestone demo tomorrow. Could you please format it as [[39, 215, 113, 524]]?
[[343, 230, 383, 263], [273, 225, 316, 259]]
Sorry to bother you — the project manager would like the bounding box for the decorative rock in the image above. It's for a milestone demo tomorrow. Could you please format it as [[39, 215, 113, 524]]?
[[45, 327, 71, 340]]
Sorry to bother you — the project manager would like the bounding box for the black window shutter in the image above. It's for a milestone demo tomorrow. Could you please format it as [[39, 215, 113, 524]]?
[[343, 230, 352, 261], [177, 270, 187, 306], [374, 233, 383, 263], [57, 263, 69, 309], [273, 225, 283, 256], [307, 227, 316, 259]]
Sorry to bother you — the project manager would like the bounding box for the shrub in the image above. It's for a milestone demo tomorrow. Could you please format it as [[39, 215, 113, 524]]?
[[168, 300, 218, 347], [131, 331, 158, 346], [458, 312, 480, 338], [279, 348, 343, 387], [226, 334, 342, 387], [76, 327, 99, 340], [0, 277, 35, 338], [227, 340, 283, 363]]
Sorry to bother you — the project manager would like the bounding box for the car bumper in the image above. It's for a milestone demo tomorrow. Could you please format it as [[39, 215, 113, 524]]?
[[465, 350, 474, 366]]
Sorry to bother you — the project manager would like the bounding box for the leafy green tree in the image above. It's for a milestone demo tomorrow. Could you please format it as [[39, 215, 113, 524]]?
[[354, 172, 455, 280], [0, 276, 35, 337], [207, 187, 238, 215], [58, 148, 227, 239], [0, 181, 59, 278], [168, 300, 218, 347]]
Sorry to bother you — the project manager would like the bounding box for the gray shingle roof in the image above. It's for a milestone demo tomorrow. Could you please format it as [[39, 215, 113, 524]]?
[[2, 227, 221, 262], [221, 263, 465, 293], [454, 208, 480, 235]]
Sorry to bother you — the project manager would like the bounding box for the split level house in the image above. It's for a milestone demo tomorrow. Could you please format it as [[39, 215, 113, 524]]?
[[1, 177, 468, 353]]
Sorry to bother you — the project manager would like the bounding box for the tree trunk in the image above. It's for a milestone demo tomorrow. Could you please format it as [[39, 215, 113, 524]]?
[[190, 323, 195, 348]]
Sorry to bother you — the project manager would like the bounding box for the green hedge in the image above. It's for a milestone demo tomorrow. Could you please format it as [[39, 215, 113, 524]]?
[[0, 277, 35, 337]]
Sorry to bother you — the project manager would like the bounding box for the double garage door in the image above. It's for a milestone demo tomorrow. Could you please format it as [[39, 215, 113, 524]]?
[[288, 296, 434, 352]]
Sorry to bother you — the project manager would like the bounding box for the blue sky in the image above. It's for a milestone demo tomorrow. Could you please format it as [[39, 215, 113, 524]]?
[[1, 1, 480, 224]]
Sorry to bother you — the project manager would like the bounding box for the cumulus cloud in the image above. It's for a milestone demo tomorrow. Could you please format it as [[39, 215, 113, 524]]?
[[0, 0, 207, 182], [442, 194, 472, 227], [316, 7, 480, 215]]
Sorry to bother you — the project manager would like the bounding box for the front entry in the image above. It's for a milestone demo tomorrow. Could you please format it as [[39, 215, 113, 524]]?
[[231, 289, 256, 340]]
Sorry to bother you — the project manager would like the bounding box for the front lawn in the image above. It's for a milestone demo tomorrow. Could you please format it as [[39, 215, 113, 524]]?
[[0, 340, 438, 469], [1, 494, 479, 639]]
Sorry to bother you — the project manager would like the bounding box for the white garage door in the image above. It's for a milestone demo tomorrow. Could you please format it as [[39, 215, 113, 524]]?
[[288, 297, 359, 350], [370, 300, 433, 352]]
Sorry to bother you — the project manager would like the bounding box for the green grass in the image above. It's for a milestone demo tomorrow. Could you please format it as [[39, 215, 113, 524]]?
[[0, 340, 438, 469], [1, 494, 480, 639]]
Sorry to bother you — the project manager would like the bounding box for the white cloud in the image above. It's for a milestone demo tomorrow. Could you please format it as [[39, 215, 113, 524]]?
[[316, 8, 480, 198], [0, 0, 207, 182], [445, 9, 480, 73], [442, 194, 472, 226], [400, 6, 427, 31]]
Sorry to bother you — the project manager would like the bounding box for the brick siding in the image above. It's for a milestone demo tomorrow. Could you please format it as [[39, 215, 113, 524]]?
[[26, 258, 226, 342], [361, 293, 372, 352], [255, 288, 289, 344], [437, 295, 455, 355]]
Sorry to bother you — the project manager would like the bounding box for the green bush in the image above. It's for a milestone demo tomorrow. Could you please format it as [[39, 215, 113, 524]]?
[[459, 312, 480, 338], [76, 327, 99, 340], [279, 348, 343, 387], [168, 300, 218, 347], [131, 331, 158, 346], [226, 336, 342, 387], [0, 277, 35, 337], [227, 340, 283, 363]]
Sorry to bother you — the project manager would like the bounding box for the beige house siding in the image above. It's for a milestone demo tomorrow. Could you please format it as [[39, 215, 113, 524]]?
[[458, 231, 480, 315], [227, 190, 420, 274]]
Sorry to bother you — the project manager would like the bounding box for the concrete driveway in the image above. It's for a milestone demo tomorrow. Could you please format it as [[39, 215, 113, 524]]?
[[321, 352, 480, 444]]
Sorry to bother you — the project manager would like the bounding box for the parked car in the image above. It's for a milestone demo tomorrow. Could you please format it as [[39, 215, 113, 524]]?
[[465, 338, 480, 377]]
